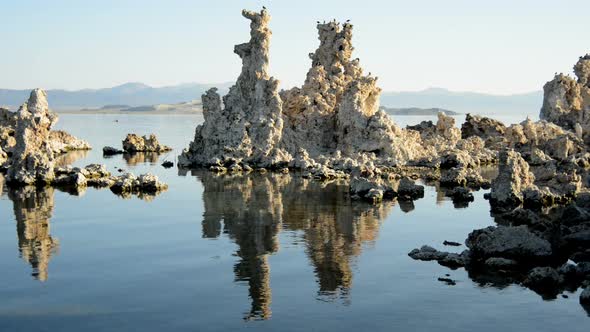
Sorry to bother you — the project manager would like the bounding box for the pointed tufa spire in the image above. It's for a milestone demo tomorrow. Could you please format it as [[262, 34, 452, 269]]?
[[179, 8, 286, 169], [7, 89, 58, 185]]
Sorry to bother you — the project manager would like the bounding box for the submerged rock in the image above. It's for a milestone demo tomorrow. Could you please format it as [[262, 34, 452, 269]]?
[[408, 246, 470, 268], [122, 134, 171, 153]]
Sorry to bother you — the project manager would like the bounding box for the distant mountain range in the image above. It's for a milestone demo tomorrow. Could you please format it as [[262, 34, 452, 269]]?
[[0, 82, 232, 110], [0, 83, 543, 118]]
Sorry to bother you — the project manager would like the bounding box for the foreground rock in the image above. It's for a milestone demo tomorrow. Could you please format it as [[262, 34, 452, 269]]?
[[466, 226, 552, 262], [1, 90, 91, 184], [122, 134, 171, 153], [6, 90, 58, 184], [53, 163, 168, 198]]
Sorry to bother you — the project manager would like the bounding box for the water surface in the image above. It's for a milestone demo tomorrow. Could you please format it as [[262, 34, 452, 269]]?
[[0, 114, 587, 332]]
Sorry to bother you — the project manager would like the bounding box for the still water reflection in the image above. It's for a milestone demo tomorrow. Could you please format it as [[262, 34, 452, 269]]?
[[9, 186, 59, 282], [192, 171, 392, 320]]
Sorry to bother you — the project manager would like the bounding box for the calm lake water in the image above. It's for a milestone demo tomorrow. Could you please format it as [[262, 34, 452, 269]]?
[[0, 113, 587, 332]]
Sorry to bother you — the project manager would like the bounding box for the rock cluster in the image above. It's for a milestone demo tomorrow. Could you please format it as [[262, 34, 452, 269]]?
[[540, 54, 590, 143], [0, 89, 91, 184], [54, 164, 168, 199], [122, 134, 171, 153], [179, 9, 493, 176], [405, 52, 590, 311]]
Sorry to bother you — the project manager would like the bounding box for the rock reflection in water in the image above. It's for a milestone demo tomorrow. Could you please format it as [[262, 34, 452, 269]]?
[[54, 149, 89, 167], [7, 186, 59, 281], [124, 152, 162, 166], [193, 171, 393, 320]]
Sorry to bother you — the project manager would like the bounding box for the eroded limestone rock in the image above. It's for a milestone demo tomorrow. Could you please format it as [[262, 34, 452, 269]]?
[[6, 89, 57, 185], [122, 134, 171, 153], [48, 130, 91, 154], [489, 150, 536, 207], [541, 55, 590, 144], [461, 113, 506, 140], [179, 9, 286, 168]]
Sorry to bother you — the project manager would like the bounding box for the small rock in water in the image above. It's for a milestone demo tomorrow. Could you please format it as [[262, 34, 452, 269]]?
[[103, 146, 124, 156], [443, 240, 462, 247], [562, 294, 569, 299], [438, 277, 456, 286], [162, 161, 174, 168]]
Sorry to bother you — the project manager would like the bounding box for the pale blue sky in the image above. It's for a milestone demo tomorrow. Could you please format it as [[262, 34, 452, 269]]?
[[1, 0, 588, 94]]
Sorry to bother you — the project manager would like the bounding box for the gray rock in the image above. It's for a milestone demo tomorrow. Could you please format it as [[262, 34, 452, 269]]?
[[581, 287, 590, 304], [103, 146, 124, 155], [122, 134, 171, 153], [523, 267, 563, 291], [397, 177, 424, 200], [466, 226, 552, 261], [484, 257, 519, 269]]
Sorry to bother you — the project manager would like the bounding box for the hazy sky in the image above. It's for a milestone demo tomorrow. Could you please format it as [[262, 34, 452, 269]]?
[[1, 0, 588, 94]]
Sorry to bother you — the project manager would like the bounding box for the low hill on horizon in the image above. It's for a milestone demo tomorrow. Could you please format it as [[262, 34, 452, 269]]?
[[0, 83, 543, 118], [0, 82, 232, 110], [381, 87, 542, 118]]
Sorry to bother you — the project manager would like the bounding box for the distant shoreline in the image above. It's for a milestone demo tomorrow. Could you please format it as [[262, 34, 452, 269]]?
[[54, 109, 202, 115]]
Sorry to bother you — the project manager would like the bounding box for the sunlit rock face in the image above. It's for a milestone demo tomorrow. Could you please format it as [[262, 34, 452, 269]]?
[[8, 186, 59, 281], [6, 89, 58, 185], [3, 89, 92, 184], [540, 55, 590, 143], [180, 8, 443, 173], [179, 9, 286, 169], [193, 171, 393, 319]]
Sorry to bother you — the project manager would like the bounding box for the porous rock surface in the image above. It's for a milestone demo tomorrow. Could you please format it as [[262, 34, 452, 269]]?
[[179, 8, 479, 174], [1, 90, 91, 183], [540, 54, 590, 142], [122, 134, 171, 153], [6, 89, 58, 184]]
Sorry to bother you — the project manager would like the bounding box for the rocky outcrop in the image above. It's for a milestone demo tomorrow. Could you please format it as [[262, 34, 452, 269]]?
[[49, 130, 92, 154], [488, 149, 536, 208], [179, 9, 286, 168], [461, 113, 506, 140], [1, 90, 91, 182], [540, 55, 590, 141], [6, 89, 58, 185], [465, 225, 552, 262], [122, 134, 171, 153], [53, 164, 168, 199], [505, 119, 584, 161]]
